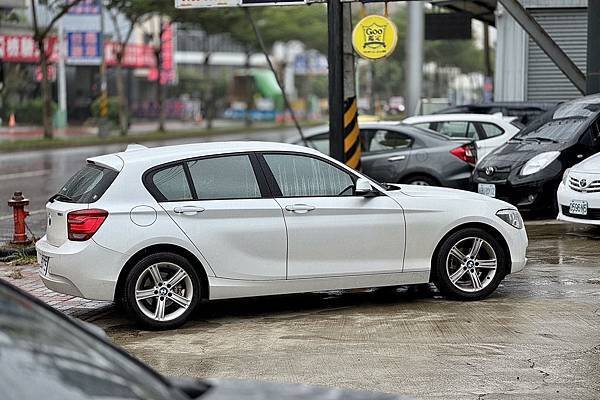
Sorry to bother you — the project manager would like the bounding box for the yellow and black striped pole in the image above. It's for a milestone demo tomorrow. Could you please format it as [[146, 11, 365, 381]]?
[[343, 96, 361, 170]]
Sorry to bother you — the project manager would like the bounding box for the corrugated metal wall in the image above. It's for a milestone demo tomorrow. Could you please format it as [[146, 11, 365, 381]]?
[[527, 8, 588, 102]]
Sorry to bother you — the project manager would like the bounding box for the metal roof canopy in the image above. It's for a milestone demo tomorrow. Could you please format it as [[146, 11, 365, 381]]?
[[429, 0, 497, 26]]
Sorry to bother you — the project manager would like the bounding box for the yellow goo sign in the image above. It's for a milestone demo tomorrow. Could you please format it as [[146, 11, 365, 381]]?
[[352, 15, 398, 60]]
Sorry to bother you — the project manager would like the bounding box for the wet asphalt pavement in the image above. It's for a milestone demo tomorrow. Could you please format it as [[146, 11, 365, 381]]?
[[0, 128, 297, 241], [92, 222, 600, 400]]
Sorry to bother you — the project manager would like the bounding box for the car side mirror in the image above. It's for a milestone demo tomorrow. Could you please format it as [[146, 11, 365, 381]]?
[[355, 177, 378, 197]]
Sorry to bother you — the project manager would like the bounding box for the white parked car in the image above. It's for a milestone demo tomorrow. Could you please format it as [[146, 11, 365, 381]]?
[[403, 114, 523, 159], [557, 152, 600, 224], [36, 142, 528, 329]]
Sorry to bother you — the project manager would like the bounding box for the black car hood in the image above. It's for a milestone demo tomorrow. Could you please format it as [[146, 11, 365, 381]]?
[[478, 140, 565, 170]]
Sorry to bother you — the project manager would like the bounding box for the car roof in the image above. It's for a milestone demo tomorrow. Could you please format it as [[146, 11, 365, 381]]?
[[88, 141, 323, 171], [404, 114, 515, 124]]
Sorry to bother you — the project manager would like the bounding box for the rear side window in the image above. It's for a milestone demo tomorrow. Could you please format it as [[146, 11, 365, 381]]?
[[151, 164, 193, 201], [186, 155, 261, 200], [58, 164, 118, 203], [480, 123, 504, 138]]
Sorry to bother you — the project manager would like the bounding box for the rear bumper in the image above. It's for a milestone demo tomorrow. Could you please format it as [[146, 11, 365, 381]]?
[[36, 236, 123, 301]]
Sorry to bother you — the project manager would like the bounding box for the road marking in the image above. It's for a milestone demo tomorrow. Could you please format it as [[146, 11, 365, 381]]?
[[0, 209, 46, 221], [0, 169, 50, 181]]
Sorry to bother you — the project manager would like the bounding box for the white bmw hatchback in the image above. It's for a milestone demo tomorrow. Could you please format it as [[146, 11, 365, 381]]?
[[37, 142, 528, 329], [557, 151, 600, 225]]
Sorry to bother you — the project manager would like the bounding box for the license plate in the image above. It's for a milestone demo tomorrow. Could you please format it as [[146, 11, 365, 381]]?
[[478, 183, 496, 198], [569, 200, 588, 216], [40, 255, 50, 276]]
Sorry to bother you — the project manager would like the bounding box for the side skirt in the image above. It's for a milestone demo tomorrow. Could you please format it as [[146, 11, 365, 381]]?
[[208, 270, 431, 300]]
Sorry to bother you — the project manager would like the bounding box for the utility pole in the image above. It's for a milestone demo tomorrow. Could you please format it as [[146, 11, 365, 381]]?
[[341, 2, 360, 169], [405, 1, 424, 116], [98, 1, 109, 136], [57, 18, 67, 128], [327, 0, 344, 163], [587, 0, 600, 94]]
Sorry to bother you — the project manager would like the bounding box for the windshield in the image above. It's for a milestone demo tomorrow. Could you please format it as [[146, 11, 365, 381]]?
[[514, 117, 588, 143], [56, 164, 118, 203], [0, 284, 177, 400]]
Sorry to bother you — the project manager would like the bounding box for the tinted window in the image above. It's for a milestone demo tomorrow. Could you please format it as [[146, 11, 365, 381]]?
[[480, 123, 504, 138], [152, 164, 192, 201], [515, 117, 589, 143], [367, 130, 412, 152], [0, 285, 174, 400], [264, 154, 355, 197], [58, 164, 118, 203], [187, 155, 261, 200], [437, 121, 469, 138]]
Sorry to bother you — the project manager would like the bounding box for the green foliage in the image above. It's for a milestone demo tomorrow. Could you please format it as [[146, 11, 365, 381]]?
[[5, 99, 57, 125], [90, 96, 121, 125]]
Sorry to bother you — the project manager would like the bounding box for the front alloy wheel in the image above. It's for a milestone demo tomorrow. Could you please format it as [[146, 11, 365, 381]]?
[[434, 228, 506, 300], [125, 253, 200, 329]]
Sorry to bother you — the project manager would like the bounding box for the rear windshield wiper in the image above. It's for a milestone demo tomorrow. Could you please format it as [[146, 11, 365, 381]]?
[[524, 137, 560, 143], [49, 193, 74, 203]]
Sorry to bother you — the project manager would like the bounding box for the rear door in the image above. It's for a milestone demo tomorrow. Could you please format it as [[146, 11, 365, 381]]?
[[147, 153, 287, 280], [361, 128, 413, 183]]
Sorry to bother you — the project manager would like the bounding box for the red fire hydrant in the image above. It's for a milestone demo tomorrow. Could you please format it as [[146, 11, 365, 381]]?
[[8, 191, 31, 245]]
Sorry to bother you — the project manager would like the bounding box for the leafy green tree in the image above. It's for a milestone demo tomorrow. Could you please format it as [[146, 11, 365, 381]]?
[[30, 0, 84, 138]]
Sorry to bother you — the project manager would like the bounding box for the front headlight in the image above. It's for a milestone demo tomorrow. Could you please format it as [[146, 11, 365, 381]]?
[[562, 168, 571, 185], [497, 209, 523, 229], [520, 151, 561, 176]]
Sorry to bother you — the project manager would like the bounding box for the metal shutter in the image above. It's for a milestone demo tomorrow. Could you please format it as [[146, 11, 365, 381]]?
[[526, 8, 587, 102]]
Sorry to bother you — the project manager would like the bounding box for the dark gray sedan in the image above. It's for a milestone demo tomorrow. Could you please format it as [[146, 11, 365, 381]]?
[[293, 122, 477, 189]]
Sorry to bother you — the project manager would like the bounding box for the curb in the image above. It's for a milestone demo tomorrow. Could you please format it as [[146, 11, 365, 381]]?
[[0, 245, 36, 258]]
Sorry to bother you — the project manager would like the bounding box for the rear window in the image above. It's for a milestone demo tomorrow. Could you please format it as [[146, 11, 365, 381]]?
[[57, 164, 118, 203]]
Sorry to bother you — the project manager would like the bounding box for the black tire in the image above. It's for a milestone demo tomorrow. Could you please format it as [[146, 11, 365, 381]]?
[[433, 227, 507, 301], [123, 252, 201, 330], [402, 174, 438, 186]]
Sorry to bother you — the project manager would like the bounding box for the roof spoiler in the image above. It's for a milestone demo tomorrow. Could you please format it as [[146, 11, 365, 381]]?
[[125, 144, 148, 152]]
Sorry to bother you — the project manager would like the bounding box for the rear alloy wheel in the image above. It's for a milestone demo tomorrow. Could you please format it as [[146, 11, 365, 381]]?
[[433, 228, 507, 300], [124, 252, 200, 329]]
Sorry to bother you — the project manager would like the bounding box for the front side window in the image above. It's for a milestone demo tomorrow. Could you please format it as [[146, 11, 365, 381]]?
[[186, 155, 261, 200], [264, 154, 355, 197], [151, 164, 193, 201]]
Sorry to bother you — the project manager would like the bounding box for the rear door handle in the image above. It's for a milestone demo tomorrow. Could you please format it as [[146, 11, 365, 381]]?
[[173, 206, 205, 215], [285, 204, 316, 214], [388, 155, 406, 162]]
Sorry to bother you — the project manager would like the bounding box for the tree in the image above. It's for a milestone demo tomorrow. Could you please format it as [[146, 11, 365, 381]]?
[[30, 0, 84, 139], [107, 0, 143, 135]]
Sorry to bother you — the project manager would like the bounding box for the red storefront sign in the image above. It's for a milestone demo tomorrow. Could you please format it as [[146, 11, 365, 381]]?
[[105, 42, 156, 69], [147, 24, 176, 85], [0, 34, 58, 63]]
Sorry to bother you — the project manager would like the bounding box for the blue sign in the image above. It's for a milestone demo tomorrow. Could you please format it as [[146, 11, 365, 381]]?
[[68, 0, 101, 15], [67, 31, 101, 65]]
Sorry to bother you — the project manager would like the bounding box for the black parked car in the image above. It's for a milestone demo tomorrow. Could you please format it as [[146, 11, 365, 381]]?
[[0, 280, 406, 400], [435, 101, 558, 125], [293, 123, 477, 189], [473, 94, 600, 213]]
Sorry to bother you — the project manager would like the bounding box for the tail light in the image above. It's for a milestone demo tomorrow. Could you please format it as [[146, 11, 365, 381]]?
[[450, 144, 477, 166], [67, 209, 108, 241]]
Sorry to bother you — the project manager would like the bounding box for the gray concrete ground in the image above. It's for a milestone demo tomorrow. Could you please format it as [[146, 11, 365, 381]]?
[[91, 222, 600, 400]]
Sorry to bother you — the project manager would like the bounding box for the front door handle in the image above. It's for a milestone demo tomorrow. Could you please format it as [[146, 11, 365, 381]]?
[[388, 155, 406, 162], [173, 206, 205, 215], [285, 204, 316, 214]]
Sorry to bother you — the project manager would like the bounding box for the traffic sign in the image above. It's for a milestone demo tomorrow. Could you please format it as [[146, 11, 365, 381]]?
[[352, 15, 398, 60]]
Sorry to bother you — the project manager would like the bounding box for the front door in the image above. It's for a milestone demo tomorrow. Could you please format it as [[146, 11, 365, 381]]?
[[261, 152, 406, 279], [361, 128, 412, 183], [148, 154, 287, 280]]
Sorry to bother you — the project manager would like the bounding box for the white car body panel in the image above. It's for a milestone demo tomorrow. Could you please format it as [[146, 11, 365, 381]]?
[[557, 152, 600, 226], [403, 114, 521, 160], [36, 141, 528, 302]]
